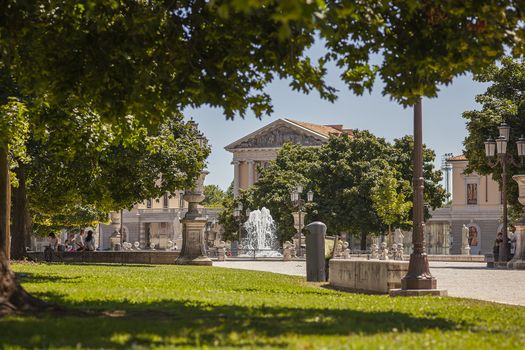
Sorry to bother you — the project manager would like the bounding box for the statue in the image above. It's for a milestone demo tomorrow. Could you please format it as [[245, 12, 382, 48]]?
[[133, 241, 141, 250], [391, 243, 397, 260], [370, 243, 379, 259], [217, 241, 227, 261], [379, 242, 389, 260], [334, 240, 344, 258], [342, 242, 351, 259], [283, 241, 296, 261], [461, 224, 471, 255], [396, 243, 404, 260]]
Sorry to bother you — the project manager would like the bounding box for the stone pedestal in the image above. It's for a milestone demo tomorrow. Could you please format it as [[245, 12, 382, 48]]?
[[174, 169, 212, 266], [175, 217, 212, 266], [508, 218, 525, 269], [509, 175, 525, 270]]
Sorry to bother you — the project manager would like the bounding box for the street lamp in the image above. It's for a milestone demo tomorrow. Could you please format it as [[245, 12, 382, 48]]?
[[233, 202, 243, 241], [290, 186, 314, 257], [484, 123, 525, 264]]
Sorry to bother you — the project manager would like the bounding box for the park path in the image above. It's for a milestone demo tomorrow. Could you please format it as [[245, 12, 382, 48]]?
[[214, 260, 525, 306]]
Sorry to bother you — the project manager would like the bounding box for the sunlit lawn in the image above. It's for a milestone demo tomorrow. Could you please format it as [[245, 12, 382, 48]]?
[[2, 262, 524, 349]]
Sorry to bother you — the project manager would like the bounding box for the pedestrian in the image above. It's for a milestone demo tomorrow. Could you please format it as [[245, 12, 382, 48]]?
[[74, 229, 86, 251], [493, 231, 503, 261], [47, 232, 59, 251], [85, 230, 96, 251]]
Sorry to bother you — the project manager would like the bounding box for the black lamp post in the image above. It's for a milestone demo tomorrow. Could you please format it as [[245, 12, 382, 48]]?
[[290, 186, 313, 257], [233, 202, 243, 242], [484, 123, 525, 264]]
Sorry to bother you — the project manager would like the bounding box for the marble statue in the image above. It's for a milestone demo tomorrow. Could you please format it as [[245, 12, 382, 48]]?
[[461, 224, 471, 255], [371, 243, 379, 259], [342, 241, 351, 259], [217, 240, 227, 261], [283, 241, 296, 261], [379, 242, 389, 260], [396, 243, 404, 260]]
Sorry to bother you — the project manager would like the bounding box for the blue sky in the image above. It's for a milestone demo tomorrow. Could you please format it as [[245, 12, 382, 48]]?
[[186, 45, 489, 190]]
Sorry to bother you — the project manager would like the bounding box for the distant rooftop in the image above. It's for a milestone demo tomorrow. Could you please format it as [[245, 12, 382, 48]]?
[[285, 118, 353, 138], [447, 154, 467, 161]]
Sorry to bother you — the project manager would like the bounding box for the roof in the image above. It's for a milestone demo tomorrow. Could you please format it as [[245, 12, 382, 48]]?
[[447, 154, 467, 162], [224, 118, 352, 151], [285, 119, 352, 137]]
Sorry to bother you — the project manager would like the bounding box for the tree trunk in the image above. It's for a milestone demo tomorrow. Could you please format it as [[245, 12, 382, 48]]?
[[0, 144, 10, 259], [0, 143, 47, 314], [360, 232, 367, 251], [11, 164, 30, 260]]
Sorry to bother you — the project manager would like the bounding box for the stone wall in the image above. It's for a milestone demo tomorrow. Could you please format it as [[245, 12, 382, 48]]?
[[329, 259, 409, 294], [27, 251, 180, 265]]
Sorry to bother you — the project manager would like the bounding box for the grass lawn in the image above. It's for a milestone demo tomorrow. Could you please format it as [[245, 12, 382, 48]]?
[[2, 263, 524, 349]]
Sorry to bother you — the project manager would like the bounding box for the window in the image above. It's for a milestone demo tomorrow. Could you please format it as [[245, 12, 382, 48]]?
[[467, 183, 478, 205], [146, 199, 152, 208], [163, 192, 169, 208]]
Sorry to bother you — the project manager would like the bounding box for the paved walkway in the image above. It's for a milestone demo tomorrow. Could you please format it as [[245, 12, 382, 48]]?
[[214, 260, 525, 306]]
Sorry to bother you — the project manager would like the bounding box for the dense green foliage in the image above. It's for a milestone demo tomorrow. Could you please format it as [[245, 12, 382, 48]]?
[[4, 262, 525, 349], [464, 57, 525, 219], [222, 132, 445, 244], [229, 1, 525, 105], [201, 185, 227, 208], [371, 170, 412, 236]]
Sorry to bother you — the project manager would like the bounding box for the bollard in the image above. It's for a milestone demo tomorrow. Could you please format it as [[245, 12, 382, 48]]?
[[305, 221, 326, 282]]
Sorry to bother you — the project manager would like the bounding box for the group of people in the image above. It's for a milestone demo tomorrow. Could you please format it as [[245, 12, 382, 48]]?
[[48, 229, 96, 252]]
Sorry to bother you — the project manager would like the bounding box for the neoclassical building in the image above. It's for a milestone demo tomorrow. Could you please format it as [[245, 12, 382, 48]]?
[[225, 118, 352, 196], [427, 155, 502, 255]]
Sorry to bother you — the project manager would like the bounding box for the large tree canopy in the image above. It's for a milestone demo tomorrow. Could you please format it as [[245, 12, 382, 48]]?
[[221, 132, 445, 246], [463, 57, 525, 218]]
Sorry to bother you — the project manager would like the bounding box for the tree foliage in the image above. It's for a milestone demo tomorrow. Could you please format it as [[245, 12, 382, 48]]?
[[463, 57, 525, 218], [202, 185, 227, 208], [371, 170, 412, 236], [225, 132, 445, 244]]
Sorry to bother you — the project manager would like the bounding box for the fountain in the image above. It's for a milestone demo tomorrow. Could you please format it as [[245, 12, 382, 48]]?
[[240, 207, 282, 257]]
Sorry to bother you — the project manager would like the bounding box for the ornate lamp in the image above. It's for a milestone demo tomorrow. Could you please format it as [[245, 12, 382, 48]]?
[[484, 137, 496, 158]]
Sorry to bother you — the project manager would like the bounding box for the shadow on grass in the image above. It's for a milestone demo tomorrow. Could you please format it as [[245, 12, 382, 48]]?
[[0, 290, 463, 349], [15, 272, 84, 285]]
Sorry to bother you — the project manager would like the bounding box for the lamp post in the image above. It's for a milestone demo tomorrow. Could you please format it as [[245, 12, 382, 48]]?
[[290, 185, 313, 257], [484, 123, 525, 264], [233, 202, 243, 242]]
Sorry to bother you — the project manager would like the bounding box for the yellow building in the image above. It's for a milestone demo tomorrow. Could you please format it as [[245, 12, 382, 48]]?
[[225, 118, 352, 196], [428, 155, 502, 255]]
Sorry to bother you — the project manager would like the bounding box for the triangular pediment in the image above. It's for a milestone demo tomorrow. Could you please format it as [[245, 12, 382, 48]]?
[[225, 119, 328, 151]]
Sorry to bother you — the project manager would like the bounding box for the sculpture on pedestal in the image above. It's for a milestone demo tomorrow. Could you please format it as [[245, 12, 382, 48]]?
[[461, 224, 471, 256], [508, 175, 525, 269], [370, 243, 379, 259], [175, 169, 213, 266], [379, 242, 389, 260]]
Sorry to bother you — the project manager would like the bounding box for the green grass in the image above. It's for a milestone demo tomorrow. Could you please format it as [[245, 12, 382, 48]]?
[[2, 262, 525, 349]]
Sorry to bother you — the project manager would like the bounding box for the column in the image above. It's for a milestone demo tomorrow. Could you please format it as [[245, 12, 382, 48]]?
[[232, 160, 240, 197], [247, 160, 254, 187]]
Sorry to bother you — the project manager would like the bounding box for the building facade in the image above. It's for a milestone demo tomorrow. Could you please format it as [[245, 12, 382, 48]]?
[[427, 155, 502, 255], [225, 118, 352, 196]]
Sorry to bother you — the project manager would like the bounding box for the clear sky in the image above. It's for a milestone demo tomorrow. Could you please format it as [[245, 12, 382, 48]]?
[[186, 44, 489, 190]]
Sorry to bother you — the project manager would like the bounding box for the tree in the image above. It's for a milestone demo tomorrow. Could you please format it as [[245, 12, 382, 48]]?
[[1, 0, 523, 313], [9, 109, 209, 259], [202, 185, 227, 208], [463, 57, 525, 217], [242, 131, 445, 249], [371, 169, 412, 238]]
